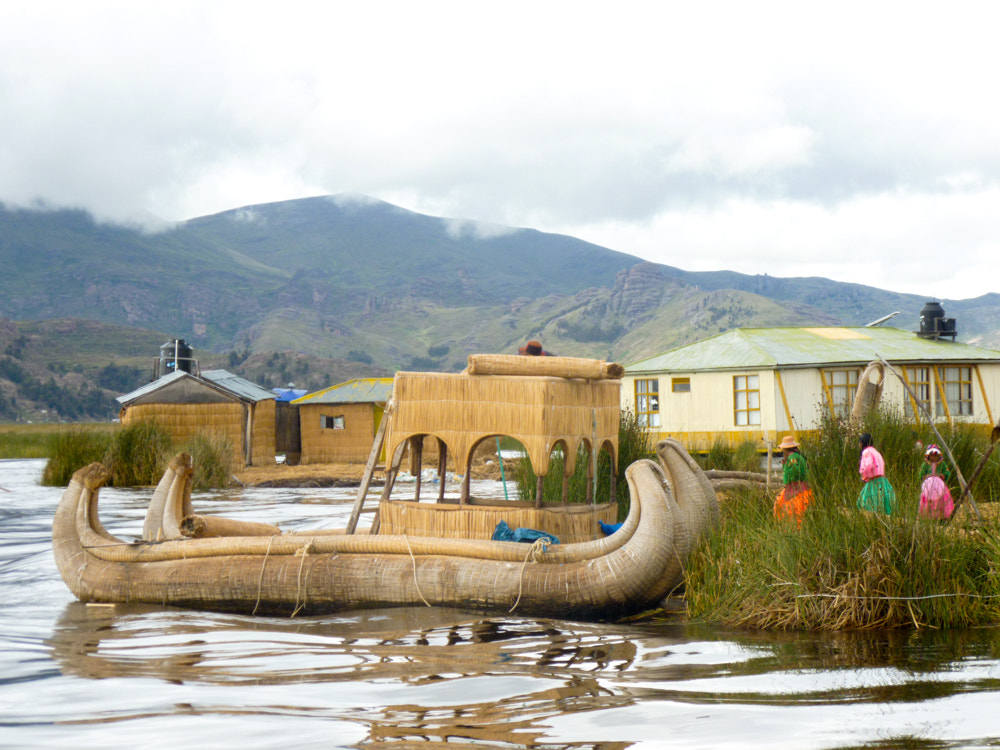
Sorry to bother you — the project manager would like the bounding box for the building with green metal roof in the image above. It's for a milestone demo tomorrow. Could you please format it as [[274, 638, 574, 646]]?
[[623, 326, 1000, 452], [292, 378, 394, 464]]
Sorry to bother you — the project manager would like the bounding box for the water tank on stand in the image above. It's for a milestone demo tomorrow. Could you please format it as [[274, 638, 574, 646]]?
[[917, 302, 957, 341], [154, 339, 197, 379]]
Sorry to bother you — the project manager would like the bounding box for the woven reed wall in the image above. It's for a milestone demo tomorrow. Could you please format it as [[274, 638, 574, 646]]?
[[377, 499, 618, 543], [250, 399, 276, 466], [121, 402, 245, 465], [386, 371, 620, 477], [298, 402, 377, 464]]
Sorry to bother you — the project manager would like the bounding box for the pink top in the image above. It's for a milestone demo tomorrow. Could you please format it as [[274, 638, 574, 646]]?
[[859, 446, 885, 482]]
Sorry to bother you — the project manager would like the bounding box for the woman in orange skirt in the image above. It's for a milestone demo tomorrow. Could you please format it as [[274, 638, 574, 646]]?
[[774, 435, 813, 525]]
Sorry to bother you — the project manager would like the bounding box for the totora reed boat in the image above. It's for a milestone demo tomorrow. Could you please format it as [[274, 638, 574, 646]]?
[[52, 355, 719, 621]]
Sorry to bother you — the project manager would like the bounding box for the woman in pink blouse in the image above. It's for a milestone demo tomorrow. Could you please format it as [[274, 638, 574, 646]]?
[[857, 433, 896, 515]]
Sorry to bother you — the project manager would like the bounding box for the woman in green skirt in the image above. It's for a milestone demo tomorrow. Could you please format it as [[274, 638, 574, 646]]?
[[857, 433, 896, 514]]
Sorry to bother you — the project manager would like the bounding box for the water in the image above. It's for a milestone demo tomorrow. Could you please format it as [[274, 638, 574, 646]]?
[[5, 458, 1000, 749]]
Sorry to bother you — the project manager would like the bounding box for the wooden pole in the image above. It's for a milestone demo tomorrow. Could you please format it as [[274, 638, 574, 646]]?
[[412, 437, 423, 502], [437, 440, 448, 503]]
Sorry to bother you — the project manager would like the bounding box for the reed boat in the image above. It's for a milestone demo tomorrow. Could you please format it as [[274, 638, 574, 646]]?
[[52, 439, 718, 621]]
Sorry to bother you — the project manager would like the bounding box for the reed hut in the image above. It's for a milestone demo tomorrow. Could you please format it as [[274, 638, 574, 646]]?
[[117, 369, 276, 467], [293, 378, 394, 464]]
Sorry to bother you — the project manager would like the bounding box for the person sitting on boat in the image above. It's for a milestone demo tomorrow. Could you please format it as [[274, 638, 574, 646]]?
[[918, 443, 954, 520], [857, 433, 896, 515], [773, 435, 812, 525], [518, 339, 550, 356]]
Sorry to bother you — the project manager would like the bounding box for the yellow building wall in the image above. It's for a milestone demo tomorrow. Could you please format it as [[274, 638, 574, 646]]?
[[624, 362, 1000, 453]]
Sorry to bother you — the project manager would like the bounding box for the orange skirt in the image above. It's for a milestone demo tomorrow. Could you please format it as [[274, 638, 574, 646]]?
[[774, 482, 813, 525]]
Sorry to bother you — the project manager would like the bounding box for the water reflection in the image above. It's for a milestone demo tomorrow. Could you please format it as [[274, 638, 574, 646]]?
[[50, 602, 646, 747]]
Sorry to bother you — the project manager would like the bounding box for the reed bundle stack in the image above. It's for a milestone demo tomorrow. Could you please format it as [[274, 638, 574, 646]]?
[[378, 499, 618, 544]]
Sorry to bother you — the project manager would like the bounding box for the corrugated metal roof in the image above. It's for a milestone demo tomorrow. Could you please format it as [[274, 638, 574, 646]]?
[[116, 370, 190, 404], [200, 370, 277, 402], [292, 377, 394, 405], [626, 327, 1000, 374]]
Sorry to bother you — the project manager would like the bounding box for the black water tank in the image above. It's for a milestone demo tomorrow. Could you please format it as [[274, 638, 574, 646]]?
[[159, 339, 194, 374], [919, 301, 944, 335]]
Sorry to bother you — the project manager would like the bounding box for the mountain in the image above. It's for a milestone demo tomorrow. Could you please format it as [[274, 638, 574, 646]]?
[[1, 194, 998, 421]]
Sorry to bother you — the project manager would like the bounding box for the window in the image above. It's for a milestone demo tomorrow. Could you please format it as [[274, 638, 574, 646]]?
[[671, 377, 691, 393], [822, 368, 859, 419], [733, 374, 760, 426], [937, 366, 973, 417], [635, 379, 660, 427], [905, 366, 931, 419], [321, 414, 345, 430]]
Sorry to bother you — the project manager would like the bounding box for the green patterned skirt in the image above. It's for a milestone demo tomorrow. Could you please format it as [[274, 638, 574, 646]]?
[[857, 476, 896, 515]]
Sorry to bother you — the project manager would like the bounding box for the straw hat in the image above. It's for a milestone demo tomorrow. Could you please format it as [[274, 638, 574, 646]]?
[[778, 435, 799, 451]]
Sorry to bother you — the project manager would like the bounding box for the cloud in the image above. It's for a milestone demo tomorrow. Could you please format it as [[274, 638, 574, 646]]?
[[1, 1, 999, 300], [442, 218, 519, 241]]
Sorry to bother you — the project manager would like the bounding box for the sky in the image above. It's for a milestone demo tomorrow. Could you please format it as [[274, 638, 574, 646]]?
[[2, 1, 999, 300]]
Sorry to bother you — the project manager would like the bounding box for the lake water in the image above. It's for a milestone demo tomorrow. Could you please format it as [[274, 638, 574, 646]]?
[[5, 457, 1000, 749]]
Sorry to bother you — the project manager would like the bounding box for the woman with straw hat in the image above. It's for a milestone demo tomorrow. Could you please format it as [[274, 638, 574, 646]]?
[[857, 433, 896, 515], [774, 434, 812, 525]]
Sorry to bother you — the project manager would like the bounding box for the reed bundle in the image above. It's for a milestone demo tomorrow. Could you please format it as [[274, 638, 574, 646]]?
[[181, 514, 282, 538], [466, 354, 624, 380], [377, 499, 618, 544]]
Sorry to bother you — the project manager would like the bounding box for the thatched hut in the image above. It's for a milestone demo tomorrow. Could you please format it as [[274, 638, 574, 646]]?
[[293, 378, 393, 464], [117, 369, 276, 467]]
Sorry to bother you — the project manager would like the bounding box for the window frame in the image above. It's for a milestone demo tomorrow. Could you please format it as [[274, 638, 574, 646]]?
[[904, 366, 932, 419], [634, 378, 660, 428], [936, 365, 973, 417], [733, 374, 761, 426], [321, 414, 346, 430], [671, 377, 691, 393], [821, 367, 860, 419]]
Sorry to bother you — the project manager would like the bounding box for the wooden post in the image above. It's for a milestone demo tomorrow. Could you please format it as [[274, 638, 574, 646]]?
[[437, 439, 448, 503], [561, 471, 570, 505], [535, 474, 544, 508], [412, 437, 423, 502], [346, 402, 391, 535], [460, 459, 472, 505]]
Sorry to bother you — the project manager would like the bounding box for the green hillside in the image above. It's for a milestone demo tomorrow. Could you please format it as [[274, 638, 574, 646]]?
[[0, 193, 997, 422]]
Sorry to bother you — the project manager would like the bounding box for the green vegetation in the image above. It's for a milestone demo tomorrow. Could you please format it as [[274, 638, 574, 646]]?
[[698, 436, 762, 473], [38, 421, 235, 489], [513, 409, 656, 520], [0, 423, 116, 459], [685, 407, 1000, 630]]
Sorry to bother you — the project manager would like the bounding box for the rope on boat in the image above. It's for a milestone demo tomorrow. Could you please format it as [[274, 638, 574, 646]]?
[[404, 535, 432, 608], [290, 540, 315, 618], [509, 537, 550, 614], [251, 535, 276, 616]]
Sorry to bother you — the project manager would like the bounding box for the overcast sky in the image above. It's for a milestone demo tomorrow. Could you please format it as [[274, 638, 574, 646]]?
[[2, 1, 999, 300]]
